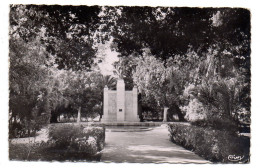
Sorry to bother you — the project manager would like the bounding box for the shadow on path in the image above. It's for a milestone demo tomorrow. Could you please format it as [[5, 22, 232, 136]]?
[[101, 125, 210, 163]]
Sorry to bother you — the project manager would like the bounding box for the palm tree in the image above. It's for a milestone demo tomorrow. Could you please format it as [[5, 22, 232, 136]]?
[[101, 75, 117, 90], [113, 60, 124, 79]]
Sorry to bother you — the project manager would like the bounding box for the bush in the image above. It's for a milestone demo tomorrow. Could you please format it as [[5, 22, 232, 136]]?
[[236, 107, 251, 124], [181, 99, 207, 122], [48, 124, 105, 155], [191, 117, 239, 133], [9, 140, 102, 161], [9, 141, 52, 161], [168, 123, 250, 163], [9, 113, 49, 139]]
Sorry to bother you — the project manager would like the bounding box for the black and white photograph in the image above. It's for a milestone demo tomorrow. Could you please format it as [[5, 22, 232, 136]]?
[[2, 0, 258, 166]]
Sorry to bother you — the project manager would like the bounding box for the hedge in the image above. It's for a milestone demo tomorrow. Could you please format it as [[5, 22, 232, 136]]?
[[9, 124, 105, 161], [168, 123, 250, 163], [48, 124, 105, 154]]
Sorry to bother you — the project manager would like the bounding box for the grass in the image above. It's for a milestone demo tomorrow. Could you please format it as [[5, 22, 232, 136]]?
[[9, 141, 102, 161]]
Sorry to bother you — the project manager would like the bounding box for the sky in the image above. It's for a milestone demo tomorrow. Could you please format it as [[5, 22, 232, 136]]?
[[96, 39, 119, 76]]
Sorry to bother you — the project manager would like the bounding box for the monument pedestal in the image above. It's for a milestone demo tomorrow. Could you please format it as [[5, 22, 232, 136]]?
[[116, 79, 125, 121], [102, 85, 109, 122], [101, 79, 140, 122]]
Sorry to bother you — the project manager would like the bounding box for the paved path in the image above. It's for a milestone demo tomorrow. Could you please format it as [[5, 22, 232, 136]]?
[[101, 125, 210, 163]]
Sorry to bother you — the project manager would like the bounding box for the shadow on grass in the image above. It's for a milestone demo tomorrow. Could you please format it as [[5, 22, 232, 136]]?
[[9, 142, 101, 162]]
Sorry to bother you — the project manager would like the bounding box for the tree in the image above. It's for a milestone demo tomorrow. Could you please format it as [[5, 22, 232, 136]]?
[[41, 5, 101, 71], [99, 75, 117, 90], [113, 56, 138, 90], [99, 7, 250, 63], [9, 5, 250, 133], [9, 37, 51, 137], [83, 73, 117, 119], [10, 5, 101, 71], [133, 52, 186, 121], [98, 7, 250, 122], [9, 5, 102, 135], [9, 6, 52, 135]]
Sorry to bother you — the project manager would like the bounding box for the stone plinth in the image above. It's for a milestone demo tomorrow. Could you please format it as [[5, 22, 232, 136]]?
[[101, 85, 109, 122], [116, 79, 125, 121], [101, 79, 140, 122], [132, 86, 140, 121]]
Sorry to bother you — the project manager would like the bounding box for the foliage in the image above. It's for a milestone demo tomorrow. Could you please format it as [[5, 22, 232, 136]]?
[[190, 117, 239, 133], [100, 7, 250, 63], [185, 75, 249, 131], [9, 5, 108, 129], [113, 56, 138, 90], [168, 123, 250, 163], [181, 99, 207, 122], [133, 53, 186, 120], [48, 124, 105, 154], [134, 53, 166, 105], [236, 108, 250, 124], [9, 142, 102, 161], [46, 70, 117, 123], [9, 142, 52, 161], [9, 129, 103, 161], [9, 35, 51, 137], [179, 42, 250, 128], [99, 74, 117, 90], [9, 114, 49, 139], [99, 6, 250, 123], [10, 5, 101, 71], [9, 5, 250, 138]]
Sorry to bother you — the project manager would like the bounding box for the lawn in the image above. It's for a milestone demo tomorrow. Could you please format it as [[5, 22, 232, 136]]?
[[9, 142, 102, 161]]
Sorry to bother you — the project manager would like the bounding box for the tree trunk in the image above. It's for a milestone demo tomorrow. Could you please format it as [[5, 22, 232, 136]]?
[[77, 107, 81, 123], [50, 111, 58, 123], [138, 103, 144, 122], [45, 97, 51, 124], [177, 110, 185, 121], [169, 103, 186, 121], [163, 107, 169, 122]]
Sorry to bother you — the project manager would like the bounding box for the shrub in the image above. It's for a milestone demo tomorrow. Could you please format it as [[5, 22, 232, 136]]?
[[181, 99, 207, 122], [236, 107, 251, 124], [191, 117, 239, 133], [186, 78, 249, 130], [9, 140, 103, 161], [48, 124, 105, 155], [168, 123, 250, 163], [9, 113, 49, 139], [9, 141, 53, 161]]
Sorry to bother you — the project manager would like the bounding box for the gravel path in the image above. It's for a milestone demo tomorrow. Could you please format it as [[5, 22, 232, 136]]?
[[101, 125, 210, 163]]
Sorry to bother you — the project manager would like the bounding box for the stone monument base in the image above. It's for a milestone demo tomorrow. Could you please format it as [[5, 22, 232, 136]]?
[[102, 79, 140, 122]]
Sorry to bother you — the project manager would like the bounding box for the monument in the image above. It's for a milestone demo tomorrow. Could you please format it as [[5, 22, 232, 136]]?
[[101, 79, 140, 122]]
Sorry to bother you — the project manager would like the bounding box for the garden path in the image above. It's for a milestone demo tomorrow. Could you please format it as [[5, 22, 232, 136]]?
[[100, 125, 210, 163]]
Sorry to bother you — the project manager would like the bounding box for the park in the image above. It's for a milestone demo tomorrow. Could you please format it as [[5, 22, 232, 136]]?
[[9, 5, 250, 163]]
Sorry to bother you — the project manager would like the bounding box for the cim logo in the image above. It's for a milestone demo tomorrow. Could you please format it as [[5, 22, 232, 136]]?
[[228, 155, 244, 162]]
